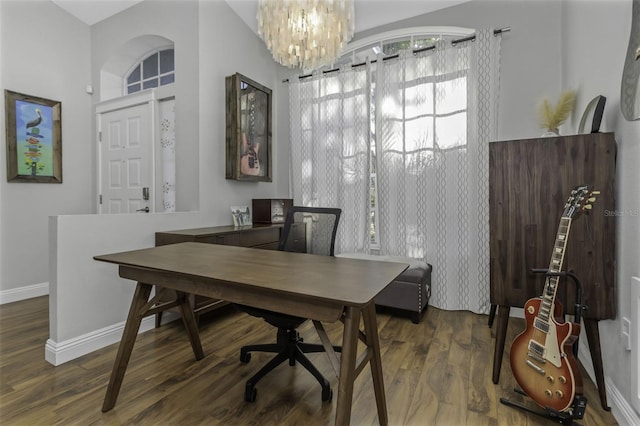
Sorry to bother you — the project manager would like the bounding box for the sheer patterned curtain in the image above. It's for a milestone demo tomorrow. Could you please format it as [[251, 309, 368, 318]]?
[[375, 29, 501, 314], [159, 99, 176, 212], [288, 66, 371, 254]]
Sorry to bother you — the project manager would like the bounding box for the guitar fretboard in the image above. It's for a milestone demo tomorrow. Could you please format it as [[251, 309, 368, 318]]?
[[537, 216, 572, 323]]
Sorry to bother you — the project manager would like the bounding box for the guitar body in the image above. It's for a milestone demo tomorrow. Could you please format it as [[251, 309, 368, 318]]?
[[240, 132, 261, 176], [510, 297, 582, 412], [240, 145, 260, 176]]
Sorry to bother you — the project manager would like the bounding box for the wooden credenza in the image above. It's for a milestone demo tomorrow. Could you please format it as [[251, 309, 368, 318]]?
[[155, 224, 306, 322], [489, 133, 616, 409]]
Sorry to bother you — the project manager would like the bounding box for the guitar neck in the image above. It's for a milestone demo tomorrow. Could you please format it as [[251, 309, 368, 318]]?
[[248, 92, 256, 144], [538, 216, 572, 322]]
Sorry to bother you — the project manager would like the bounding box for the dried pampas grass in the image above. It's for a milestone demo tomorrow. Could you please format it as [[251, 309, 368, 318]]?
[[537, 90, 576, 131]]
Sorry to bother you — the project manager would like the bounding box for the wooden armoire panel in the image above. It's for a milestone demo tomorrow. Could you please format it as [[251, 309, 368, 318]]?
[[489, 133, 616, 320]]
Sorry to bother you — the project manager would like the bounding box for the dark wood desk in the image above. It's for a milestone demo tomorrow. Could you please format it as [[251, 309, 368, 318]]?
[[94, 242, 408, 425], [155, 224, 305, 324]]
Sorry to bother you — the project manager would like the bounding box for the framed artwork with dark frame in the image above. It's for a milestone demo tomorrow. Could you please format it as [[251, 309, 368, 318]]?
[[4, 90, 62, 183], [225, 73, 272, 182]]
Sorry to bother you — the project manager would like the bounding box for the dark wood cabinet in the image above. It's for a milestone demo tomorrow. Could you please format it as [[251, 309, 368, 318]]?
[[155, 224, 305, 321], [489, 133, 617, 409], [252, 198, 293, 224]]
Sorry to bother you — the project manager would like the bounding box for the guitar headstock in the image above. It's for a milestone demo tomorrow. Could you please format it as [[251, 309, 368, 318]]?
[[563, 185, 599, 218]]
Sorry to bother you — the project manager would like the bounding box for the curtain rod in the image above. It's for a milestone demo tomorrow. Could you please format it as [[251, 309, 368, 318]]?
[[283, 26, 511, 83]]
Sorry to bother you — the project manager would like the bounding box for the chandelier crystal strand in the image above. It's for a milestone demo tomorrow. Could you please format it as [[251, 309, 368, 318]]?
[[257, 0, 355, 71]]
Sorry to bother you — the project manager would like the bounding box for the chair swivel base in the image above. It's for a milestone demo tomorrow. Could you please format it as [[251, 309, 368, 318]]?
[[240, 328, 340, 403]]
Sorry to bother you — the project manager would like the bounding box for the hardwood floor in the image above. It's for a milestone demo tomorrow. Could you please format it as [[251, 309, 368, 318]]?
[[0, 296, 618, 425]]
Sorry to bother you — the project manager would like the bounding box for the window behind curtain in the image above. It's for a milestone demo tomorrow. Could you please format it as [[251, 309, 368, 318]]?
[[293, 28, 500, 314], [335, 33, 463, 248]]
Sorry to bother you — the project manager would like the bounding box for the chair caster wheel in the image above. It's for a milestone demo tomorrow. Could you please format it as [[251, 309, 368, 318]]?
[[244, 384, 257, 402], [322, 387, 333, 402], [240, 351, 251, 363]]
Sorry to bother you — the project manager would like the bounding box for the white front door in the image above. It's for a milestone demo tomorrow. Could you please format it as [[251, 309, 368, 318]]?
[[98, 103, 153, 214]]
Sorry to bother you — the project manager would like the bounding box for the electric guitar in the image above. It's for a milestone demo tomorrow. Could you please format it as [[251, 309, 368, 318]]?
[[240, 90, 261, 176], [509, 184, 598, 413]]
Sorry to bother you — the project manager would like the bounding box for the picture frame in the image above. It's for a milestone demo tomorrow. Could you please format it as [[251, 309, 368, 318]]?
[[230, 205, 251, 227], [4, 90, 62, 183], [225, 73, 272, 182]]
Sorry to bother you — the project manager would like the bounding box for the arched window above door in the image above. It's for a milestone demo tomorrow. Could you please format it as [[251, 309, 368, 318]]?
[[125, 48, 175, 94], [99, 35, 175, 101]]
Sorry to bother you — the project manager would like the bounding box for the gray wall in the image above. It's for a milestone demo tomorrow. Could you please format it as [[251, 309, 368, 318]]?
[[48, 211, 212, 363], [91, 0, 201, 212], [196, 0, 291, 218], [350, 0, 640, 419], [45, 0, 293, 362], [90, 0, 291, 216], [0, 0, 93, 294], [563, 0, 640, 414], [0, 0, 290, 297]]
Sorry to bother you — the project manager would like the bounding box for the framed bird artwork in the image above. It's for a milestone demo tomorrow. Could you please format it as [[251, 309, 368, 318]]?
[[4, 90, 62, 183]]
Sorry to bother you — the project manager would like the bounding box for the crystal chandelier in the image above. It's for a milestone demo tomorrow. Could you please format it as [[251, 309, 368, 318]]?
[[257, 0, 355, 71]]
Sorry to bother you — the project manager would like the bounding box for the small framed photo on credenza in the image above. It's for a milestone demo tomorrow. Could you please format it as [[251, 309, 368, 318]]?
[[231, 205, 251, 227]]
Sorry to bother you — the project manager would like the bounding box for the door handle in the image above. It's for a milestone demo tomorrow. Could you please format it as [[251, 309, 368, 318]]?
[[136, 207, 150, 213]]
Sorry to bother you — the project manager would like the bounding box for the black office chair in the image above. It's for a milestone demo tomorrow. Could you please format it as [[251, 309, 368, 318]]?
[[236, 206, 342, 403]]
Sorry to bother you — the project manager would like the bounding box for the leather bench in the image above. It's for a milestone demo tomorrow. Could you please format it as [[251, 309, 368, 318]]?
[[336, 253, 432, 323]]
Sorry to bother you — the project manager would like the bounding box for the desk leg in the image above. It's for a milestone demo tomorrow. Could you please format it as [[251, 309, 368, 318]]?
[[102, 282, 153, 412], [363, 302, 388, 426], [176, 291, 204, 360], [336, 306, 360, 425]]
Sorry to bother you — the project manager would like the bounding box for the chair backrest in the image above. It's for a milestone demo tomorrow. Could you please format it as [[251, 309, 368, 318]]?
[[278, 206, 341, 256]]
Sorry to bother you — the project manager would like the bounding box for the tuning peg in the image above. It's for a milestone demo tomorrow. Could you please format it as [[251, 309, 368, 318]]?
[[584, 204, 593, 210], [588, 197, 597, 203], [592, 191, 601, 195]]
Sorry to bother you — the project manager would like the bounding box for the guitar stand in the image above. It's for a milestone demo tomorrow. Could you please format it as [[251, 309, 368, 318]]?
[[500, 269, 589, 425], [500, 390, 588, 425]]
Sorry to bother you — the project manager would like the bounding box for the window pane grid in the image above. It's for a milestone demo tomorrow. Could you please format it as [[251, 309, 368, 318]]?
[[142, 53, 159, 79], [127, 65, 141, 85], [126, 49, 175, 95], [159, 49, 174, 73]]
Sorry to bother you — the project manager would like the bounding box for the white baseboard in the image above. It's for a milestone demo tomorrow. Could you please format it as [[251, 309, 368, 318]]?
[[578, 344, 640, 425], [606, 375, 640, 426], [45, 316, 156, 366], [0, 282, 48, 304]]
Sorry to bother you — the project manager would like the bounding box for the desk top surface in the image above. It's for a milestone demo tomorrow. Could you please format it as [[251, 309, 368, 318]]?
[[95, 242, 409, 307]]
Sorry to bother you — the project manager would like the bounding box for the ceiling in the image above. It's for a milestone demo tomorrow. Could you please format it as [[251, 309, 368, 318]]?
[[52, 0, 470, 31], [225, 0, 471, 34], [51, 0, 144, 26]]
